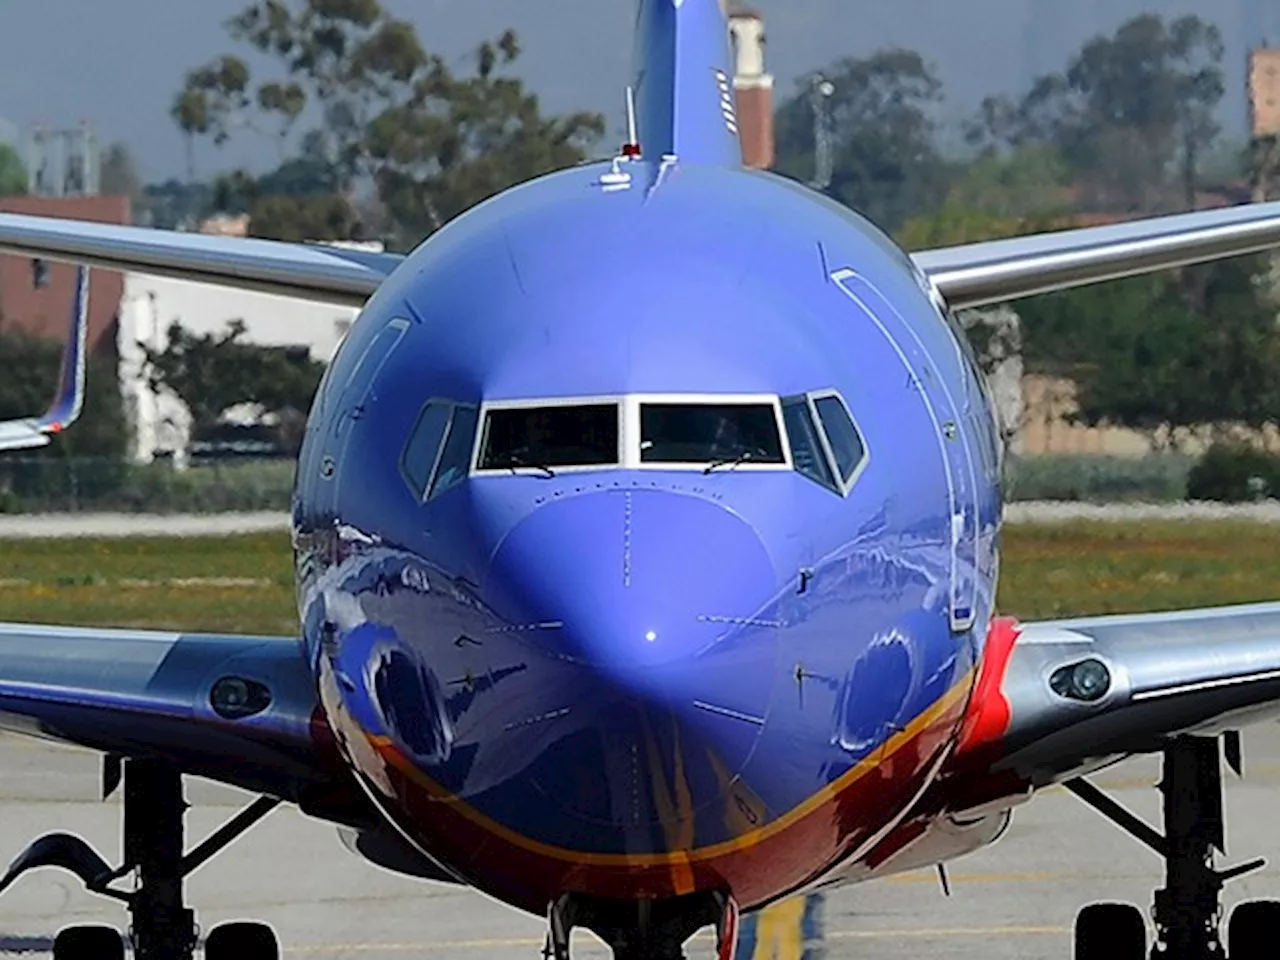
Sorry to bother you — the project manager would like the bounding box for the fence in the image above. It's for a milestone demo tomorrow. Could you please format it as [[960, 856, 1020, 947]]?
[[0, 457, 295, 514]]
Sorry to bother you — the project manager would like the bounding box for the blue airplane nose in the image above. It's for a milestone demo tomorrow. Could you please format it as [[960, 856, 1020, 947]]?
[[487, 489, 777, 675], [483, 489, 780, 844]]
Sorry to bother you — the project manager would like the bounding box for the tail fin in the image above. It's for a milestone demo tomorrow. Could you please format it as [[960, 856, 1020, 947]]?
[[0, 266, 89, 452], [632, 0, 741, 165]]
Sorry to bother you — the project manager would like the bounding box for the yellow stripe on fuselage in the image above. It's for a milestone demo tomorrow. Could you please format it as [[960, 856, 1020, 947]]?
[[365, 667, 974, 867]]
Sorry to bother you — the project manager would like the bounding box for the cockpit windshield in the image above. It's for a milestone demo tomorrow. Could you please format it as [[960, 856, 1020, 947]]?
[[478, 403, 619, 471], [639, 403, 785, 466]]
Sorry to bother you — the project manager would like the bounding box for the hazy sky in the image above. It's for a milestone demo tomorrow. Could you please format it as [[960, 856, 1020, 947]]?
[[2, 1, 1279, 183]]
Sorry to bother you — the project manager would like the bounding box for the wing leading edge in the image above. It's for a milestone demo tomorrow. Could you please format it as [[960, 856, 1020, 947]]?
[[913, 200, 1280, 310], [0, 622, 340, 803], [948, 603, 1280, 808], [0, 213, 403, 308]]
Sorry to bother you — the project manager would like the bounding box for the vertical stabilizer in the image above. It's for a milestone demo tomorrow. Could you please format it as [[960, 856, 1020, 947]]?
[[632, 0, 741, 165], [0, 266, 89, 452]]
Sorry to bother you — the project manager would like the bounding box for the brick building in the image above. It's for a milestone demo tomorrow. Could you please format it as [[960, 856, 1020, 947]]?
[[0, 194, 130, 356], [729, 9, 775, 170]]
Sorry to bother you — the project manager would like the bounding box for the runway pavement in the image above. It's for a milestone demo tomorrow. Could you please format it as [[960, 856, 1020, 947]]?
[[4, 728, 1280, 959]]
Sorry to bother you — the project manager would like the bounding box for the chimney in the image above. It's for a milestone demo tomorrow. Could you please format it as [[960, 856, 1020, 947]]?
[[728, 10, 775, 170]]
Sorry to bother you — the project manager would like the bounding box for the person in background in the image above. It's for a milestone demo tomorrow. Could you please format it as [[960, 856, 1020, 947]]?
[[735, 893, 826, 960]]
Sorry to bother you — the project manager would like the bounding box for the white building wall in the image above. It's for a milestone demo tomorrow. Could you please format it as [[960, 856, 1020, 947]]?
[[118, 272, 360, 463]]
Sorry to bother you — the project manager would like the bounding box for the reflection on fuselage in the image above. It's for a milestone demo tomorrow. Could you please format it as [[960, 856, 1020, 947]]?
[[293, 158, 1001, 915]]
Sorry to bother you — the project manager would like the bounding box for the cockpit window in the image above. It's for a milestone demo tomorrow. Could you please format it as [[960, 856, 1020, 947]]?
[[813, 394, 866, 485], [640, 403, 785, 465], [429, 405, 479, 498], [402, 401, 452, 497], [782, 398, 838, 491], [402, 401, 479, 502], [478, 404, 619, 470], [782, 392, 869, 496]]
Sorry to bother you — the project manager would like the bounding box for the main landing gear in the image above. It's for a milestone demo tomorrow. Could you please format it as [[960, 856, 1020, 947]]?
[[1065, 734, 1273, 960], [0, 759, 281, 960], [545, 890, 740, 960]]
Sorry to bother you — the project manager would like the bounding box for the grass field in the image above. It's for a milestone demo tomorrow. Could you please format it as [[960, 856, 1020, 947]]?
[[0, 522, 1276, 633]]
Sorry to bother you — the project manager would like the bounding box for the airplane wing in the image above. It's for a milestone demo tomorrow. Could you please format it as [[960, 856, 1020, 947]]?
[[946, 604, 1280, 812], [0, 622, 343, 807], [0, 212, 403, 308], [913, 200, 1280, 310]]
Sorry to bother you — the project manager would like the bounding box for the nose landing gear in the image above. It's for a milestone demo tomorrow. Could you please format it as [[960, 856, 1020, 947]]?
[[1066, 735, 1272, 960], [546, 890, 740, 960]]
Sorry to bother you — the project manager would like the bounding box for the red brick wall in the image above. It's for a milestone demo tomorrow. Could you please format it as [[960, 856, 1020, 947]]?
[[0, 195, 130, 356]]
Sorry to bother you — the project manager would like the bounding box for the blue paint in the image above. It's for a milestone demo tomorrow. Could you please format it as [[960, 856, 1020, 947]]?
[[633, 0, 741, 164], [289, 153, 1000, 876]]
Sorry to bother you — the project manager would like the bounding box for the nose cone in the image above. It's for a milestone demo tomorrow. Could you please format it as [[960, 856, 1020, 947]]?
[[484, 490, 780, 844], [488, 489, 776, 673]]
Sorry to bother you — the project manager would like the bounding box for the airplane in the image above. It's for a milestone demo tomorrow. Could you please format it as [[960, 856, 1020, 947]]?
[[5, 2, 1280, 958]]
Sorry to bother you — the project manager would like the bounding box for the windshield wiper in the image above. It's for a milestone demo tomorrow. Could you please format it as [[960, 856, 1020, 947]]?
[[704, 450, 755, 475], [506, 454, 557, 478]]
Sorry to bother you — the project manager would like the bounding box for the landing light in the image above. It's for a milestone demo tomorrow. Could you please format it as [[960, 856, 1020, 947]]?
[[211, 676, 272, 720], [1049, 659, 1111, 703], [645, 630, 658, 643]]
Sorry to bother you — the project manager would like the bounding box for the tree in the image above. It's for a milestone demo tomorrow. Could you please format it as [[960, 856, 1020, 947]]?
[[137, 180, 213, 230], [172, 0, 604, 248], [1016, 256, 1280, 444], [212, 157, 357, 241], [775, 49, 952, 234], [100, 142, 143, 203], [142, 320, 325, 452], [895, 205, 1033, 251], [942, 143, 1073, 220], [973, 15, 1225, 213], [0, 144, 27, 196]]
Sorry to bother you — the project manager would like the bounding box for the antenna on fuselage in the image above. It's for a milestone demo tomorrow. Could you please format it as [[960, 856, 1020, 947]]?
[[622, 85, 642, 160], [599, 86, 643, 193]]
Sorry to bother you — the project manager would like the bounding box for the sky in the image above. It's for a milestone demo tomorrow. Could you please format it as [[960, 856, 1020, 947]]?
[[2, 0, 1280, 184]]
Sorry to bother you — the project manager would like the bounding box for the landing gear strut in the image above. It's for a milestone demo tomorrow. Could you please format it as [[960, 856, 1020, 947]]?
[[546, 890, 739, 960], [0, 758, 281, 960], [125, 761, 197, 960], [1066, 735, 1268, 960]]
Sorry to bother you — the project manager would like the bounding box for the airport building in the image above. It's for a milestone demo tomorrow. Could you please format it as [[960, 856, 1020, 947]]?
[[118, 267, 361, 464]]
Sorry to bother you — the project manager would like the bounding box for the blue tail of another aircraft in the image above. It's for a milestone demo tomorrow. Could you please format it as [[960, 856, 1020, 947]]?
[[632, 0, 742, 166]]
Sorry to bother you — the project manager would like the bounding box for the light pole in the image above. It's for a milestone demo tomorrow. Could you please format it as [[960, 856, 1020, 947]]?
[[808, 74, 835, 191]]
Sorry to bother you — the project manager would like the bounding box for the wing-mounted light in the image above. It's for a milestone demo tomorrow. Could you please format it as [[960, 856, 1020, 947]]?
[[0, 265, 89, 452]]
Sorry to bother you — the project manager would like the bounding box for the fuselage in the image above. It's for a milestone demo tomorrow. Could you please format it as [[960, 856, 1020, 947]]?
[[292, 158, 1004, 914]]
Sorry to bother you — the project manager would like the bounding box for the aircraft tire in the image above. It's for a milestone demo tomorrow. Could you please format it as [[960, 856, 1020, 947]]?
[[206, 920, 280, 960], [1074, 902, 1145, 960], [52, 924, 124, 960], [1229, 900, 1280, 960]]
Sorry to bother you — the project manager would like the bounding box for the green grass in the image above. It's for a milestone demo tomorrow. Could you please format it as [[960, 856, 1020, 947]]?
[[0, 533, 296, 634], [0, 522, 1276, 634], [998, 521, 1280, 619]]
